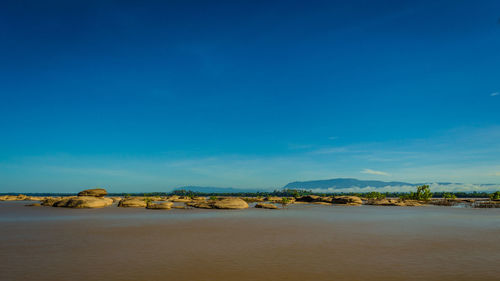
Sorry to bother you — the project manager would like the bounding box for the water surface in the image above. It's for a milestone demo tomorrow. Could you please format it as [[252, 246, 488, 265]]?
[[1, 202, 499, 281]]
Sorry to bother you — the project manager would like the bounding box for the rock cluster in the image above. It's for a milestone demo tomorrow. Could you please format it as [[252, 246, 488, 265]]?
[[37, 188, 113, 208]]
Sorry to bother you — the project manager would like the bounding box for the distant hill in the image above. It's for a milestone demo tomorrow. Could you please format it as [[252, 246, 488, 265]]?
[[175, 186, 263, 193], [283, 178, 415, 190]]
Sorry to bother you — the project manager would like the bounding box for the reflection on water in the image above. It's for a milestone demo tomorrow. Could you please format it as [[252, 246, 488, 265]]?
[[1, 201, 499, 281]]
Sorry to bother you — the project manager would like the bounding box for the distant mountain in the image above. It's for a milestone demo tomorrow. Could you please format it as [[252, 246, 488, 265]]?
[[175, 186, 263, 193], [283, 178, 415, 190]]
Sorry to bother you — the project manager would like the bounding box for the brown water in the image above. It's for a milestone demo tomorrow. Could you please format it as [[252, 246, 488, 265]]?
[[1, 201, 499, 281]]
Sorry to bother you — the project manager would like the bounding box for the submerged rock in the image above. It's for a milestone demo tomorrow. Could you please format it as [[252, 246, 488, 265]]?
[[312, 202, 332, 206], [255, 203, 279, 209], [25, 203, 41, 207], [77, 188, 107, 197]]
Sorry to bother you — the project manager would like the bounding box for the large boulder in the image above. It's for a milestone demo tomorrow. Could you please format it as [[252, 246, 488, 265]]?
[[146, 202, 173, 210], [118, 198, 147, 208], [255, 203, 279, 209], [64, 197, 113, 208], [48, 196, 113, 208], [213, 198, 249, 209], [77, 188, 107, 197]]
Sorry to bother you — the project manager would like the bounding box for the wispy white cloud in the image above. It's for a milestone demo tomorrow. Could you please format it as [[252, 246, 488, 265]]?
[[361, 169, 390, 176], [491, 92, 499, 97], [309, 183, 500, 193], [328, 136, 339, 140]]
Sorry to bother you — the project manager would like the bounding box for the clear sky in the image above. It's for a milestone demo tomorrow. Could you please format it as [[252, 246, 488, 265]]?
[[1, 0, 499, 192]]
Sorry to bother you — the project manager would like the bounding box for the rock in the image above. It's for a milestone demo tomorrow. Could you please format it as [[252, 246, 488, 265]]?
[[77, 188, 107, 197], [186, 201, 213, 209], [41, 197, 62, 206], [47, 196, 113, 208], [0, 194, 29, 201], [168, 196, 192, 202], [63, 197, 113, 208], [172, 205, 187, 209], [213, 198, 249, 209], [118, 198, 147, 208], [26, 196, 45, 201], [331, 196, 363, 205], [394, 200, 423, 207], [146, 202, 173, 210], [366, 198, 424, 207], [255, 203, 279, 209], [109, 197, 122, 203], [365, 199, 398, 206], [188, 198, 249, 209], [53, 198, 73, 207]]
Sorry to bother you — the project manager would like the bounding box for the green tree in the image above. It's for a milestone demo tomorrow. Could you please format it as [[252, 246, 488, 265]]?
[[401, 185, 432, 201], [490, 191, 500, 200], [366, 192, 386, 199], [443, 193, 456, 200]]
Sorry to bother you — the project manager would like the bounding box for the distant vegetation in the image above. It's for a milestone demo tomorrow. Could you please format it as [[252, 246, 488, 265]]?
[[3, 189, 499, 199]]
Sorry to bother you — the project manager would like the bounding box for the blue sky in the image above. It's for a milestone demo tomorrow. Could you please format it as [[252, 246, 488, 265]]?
[[1, 0, 499, 192]]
